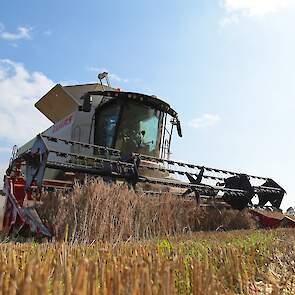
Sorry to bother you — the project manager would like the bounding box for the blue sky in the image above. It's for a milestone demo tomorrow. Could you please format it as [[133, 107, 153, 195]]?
[[0, 0, 295, 209]]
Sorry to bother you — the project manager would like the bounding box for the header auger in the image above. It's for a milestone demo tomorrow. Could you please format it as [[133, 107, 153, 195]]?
[[0, 74, 288, 237]]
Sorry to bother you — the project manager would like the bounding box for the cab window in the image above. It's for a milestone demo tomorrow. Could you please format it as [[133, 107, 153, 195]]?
[[94, 103, 120, 148], [115, 101, 162, 156]]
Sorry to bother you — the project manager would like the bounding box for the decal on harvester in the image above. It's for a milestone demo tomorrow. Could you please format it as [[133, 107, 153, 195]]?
[[53, 114, 74, 133]]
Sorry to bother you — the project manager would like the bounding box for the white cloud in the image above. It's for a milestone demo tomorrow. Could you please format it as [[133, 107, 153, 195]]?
[[43, 29, 52, 36], [219, 14, 239, 26], [0, 59, 54, 145], [0, 25, 32, 41], [10, 43, 19, 48], [189, 114, 221, 129], [0, 60, 54, 188], [109, 73, 129, 83], [223, 0, 293, 16], [220, 0, 295, 25]]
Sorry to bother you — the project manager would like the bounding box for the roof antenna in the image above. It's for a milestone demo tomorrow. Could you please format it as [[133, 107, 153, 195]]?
[[98, 72, 110, 87]]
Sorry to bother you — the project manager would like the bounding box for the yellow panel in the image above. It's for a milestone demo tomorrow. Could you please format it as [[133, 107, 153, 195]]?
[[35, 83, 114, 123], [35, 84, 79, 123]]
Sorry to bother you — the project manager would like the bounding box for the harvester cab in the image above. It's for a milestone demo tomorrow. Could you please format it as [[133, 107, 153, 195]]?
[[81, 90, 182, 159], [1, 73, 288, 237]]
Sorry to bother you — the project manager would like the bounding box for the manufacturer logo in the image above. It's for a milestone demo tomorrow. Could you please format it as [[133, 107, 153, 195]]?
[[53, 114, 74, 133]]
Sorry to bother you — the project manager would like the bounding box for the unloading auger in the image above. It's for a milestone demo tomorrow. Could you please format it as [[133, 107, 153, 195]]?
[[0, 74, 287, 237]]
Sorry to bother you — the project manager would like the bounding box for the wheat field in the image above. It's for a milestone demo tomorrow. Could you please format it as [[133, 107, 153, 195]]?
[[0, 229, 295, 294]]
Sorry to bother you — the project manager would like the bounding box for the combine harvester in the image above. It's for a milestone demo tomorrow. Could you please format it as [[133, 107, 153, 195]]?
[[0, 73, 292, 237]]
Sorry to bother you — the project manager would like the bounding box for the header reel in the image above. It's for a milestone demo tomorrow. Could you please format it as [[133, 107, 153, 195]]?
[[12, 134, 285, 211]]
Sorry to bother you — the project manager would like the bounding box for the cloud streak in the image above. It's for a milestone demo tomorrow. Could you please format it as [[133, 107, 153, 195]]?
[[0, 23, 32, 41], [220, 0, 295, 26], [43, 29, 52, 36], [88, 67, 139, 84], [189, 114, 221, 129]]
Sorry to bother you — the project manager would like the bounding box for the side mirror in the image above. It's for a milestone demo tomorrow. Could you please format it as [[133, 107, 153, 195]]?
[[176, 119, 182, 137]]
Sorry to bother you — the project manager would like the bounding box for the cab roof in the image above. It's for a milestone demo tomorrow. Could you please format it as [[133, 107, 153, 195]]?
[[88, 90, 178, 118]]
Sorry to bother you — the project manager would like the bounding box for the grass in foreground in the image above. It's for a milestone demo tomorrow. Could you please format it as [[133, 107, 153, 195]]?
[[1, 229, 295, 294]]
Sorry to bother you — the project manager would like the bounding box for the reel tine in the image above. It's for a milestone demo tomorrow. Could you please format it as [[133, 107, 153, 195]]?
[[182, 168, 205, 198], [256, 179, 285, 209]]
